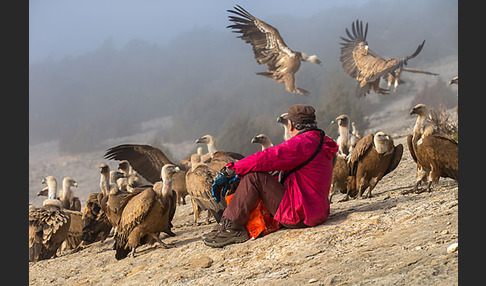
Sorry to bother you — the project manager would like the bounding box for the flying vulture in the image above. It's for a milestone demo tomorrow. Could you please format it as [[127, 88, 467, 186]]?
[[339, 19, 425, 97], [227, 5, 322, 96], [344, 132, 403, 201], [103, 144, 188, 207], [29, 176, 71, 262], [407, 104, 458, 193], [114, 164, 179, 259]]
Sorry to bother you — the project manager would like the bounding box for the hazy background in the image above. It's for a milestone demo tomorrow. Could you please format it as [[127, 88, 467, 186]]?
[[29, 0, 458, 159]]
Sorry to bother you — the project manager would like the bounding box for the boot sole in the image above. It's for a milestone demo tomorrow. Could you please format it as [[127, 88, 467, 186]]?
[[203, 235, 249, 248]]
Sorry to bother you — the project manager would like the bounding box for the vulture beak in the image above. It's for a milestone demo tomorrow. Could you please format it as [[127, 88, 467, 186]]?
[[195, 137, 205, 144], [410, 107, 417, 115], [251, 137, 260, 144], [174, 166, 180, 173], [364, 45, 369, 55], [41, 178, 46, 185], [73, 182, 78, 188]]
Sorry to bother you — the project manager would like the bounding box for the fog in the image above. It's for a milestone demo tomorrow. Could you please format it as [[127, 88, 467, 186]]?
[[29, 0, 458, 159]]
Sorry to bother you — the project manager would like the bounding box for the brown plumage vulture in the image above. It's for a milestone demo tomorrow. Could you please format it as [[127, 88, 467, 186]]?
[[99, 164, 132, 229], [113, 164, 179, 260], [185, 155, 227, 224], [35, 177, 82, 253], [80, 192, 112, 245], [103, 144, 189, 207], [407, 104, 458, 193], [344, 132, 403, 201], [339, 19, 425, 97], [29, 176, 71, 262], [227, 5, 322, 96], [329, 153, 352, 203]]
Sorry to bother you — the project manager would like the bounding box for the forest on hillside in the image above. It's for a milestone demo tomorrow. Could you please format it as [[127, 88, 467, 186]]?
[[29, 0, 457, 157]]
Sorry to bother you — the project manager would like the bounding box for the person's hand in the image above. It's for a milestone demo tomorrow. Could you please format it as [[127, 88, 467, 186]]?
[[211, 173, 229, 203], [210, 167, 237, 203]]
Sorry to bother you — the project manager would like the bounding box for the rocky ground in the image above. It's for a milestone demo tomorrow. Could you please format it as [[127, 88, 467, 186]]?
[[28, 93, 459, 285]]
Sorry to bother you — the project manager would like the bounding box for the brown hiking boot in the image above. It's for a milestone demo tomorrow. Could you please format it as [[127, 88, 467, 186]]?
[[203, 217, 249, 248], [201, 220, 226, 240]]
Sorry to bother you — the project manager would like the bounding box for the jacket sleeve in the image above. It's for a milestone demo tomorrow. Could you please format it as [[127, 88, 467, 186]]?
[[226, 134, 318, 177]]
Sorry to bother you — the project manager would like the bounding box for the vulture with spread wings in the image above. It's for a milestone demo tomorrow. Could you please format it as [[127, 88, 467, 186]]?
[[227, 5, 322, 96], [339, 19, 425, 98]]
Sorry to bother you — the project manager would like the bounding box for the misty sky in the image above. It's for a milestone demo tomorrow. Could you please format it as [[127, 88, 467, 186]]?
[[29, 0, 372, 65]]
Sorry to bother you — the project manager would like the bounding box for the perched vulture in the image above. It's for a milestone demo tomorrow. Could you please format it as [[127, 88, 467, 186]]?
[[329, 154, 352, 203], [99, 164, 133, 229], [251, 134, 274, 150], [332, 114, 360, 157], [344, 132, 403, 200], [29, 176, 71, 262], [227, 5, 322, 96], [37, 177, 81, 211], [384, 67, 439, 92], [407, 104, 458, 192], [196, 135, 245, 162], [36, 177, 83, 252], [339, 19, 425, 97], [118, 160, 145, 191], [104, 144, 188, 206], [277, 113, 291, 141], [185, 154, 227, 224], [351, 122, 360, 138], [80, 192, 112, 245], [113, 164, 179, 259]]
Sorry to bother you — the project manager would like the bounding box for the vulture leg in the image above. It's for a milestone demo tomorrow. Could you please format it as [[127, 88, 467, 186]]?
[[128, 247, 137, 258], [365, 177, 380, 198], [356, 178, 367, 199], [150, 233, 175, 249]]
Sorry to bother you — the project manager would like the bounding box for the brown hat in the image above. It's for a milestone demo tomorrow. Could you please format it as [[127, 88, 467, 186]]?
[[282, 104, 316, 124]]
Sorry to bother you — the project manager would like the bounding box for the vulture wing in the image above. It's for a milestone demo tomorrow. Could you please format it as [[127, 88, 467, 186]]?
[[384, 143, 403, 176], [227, 5, 294, 67], [407, 135, 418, 163], [348, 133, 374, 176], [185, 164, 227, 213], [340, 19, 425, 97], [418, 135, 458, 181], [104, 144, 173, 184], [116, 188, 156, 245]]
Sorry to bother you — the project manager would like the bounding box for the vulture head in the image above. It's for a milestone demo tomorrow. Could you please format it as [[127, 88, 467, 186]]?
[[333, 114, 350, 128], [161, 164, 181, 181], [63, 177, 78, 189], [196, 134, 217, 154], [251, 134, 273, 150], [277, 113, 291, 141], [118, 160, 131, 174], [302, 53, 322, 66], [99, 164, 110, 176], [410, 103, 431, 118], [373, 132, 395, 155], [449, 76, 458, 85]]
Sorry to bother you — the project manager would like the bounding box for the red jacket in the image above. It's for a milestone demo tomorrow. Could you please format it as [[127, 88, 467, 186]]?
[[226, 130, 338, 226]]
